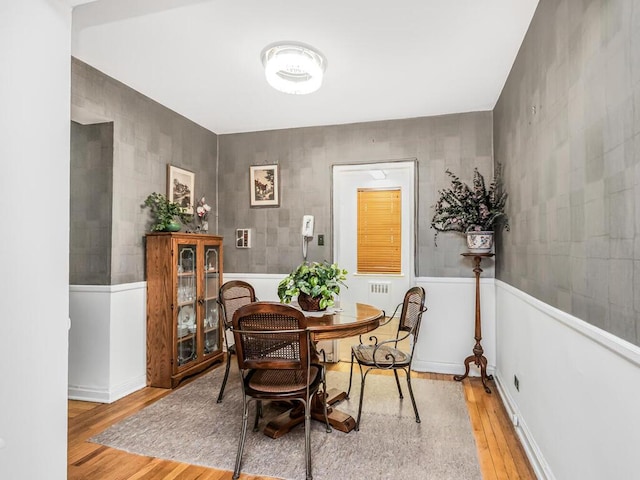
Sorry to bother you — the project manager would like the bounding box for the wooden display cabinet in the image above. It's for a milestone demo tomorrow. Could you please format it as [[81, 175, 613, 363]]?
[[145, 232, 224, 388]]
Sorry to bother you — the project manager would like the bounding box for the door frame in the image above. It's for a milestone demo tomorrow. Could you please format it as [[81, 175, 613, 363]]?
[[331, 159, 417, 313]]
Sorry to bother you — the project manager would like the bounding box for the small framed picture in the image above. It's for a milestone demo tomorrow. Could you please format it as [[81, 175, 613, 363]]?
[[167, 164, 195, 214], [250, 164, 279, 207]]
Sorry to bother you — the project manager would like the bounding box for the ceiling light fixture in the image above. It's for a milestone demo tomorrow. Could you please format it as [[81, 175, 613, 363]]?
[[261, 42, 326, 95], [369, 170, 387, 180]]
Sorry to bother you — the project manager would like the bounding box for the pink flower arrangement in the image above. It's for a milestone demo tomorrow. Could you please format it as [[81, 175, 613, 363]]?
[[196, 197, 211, 223]]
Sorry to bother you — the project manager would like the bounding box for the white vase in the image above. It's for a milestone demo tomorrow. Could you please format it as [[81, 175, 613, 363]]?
[[466, 231, 494, 253], [201, 221, 208, 233]]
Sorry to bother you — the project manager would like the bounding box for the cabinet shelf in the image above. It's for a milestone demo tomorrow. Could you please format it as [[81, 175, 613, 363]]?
[[177, 300, 196, 307], [146, 232, 224, 389]]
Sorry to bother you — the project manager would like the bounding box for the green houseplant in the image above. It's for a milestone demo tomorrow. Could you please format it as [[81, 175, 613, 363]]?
[[431, 164, 509, 250], [143, 192, 190, 232], [278, 261, 348, 311]]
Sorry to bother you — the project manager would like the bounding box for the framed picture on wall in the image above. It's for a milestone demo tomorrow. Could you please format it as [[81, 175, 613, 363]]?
[[167, 164, 195, 214], [249, 164, 279, 207]]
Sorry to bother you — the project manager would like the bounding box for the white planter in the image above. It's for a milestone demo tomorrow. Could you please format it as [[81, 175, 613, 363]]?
[[466, 231, 494, 253]]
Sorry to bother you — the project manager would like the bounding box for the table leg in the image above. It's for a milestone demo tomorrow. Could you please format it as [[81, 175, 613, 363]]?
[[262, 387, 357, 438], [314, 388, 356, 432]]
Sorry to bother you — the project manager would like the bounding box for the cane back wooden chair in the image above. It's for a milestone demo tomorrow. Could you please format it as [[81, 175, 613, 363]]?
[[216, 280, 257, 403], [231, 301, 330, 480], [347, 286, 427, 430]]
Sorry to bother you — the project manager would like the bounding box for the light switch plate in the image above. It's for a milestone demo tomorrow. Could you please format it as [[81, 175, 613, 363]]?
[[236, 228, 251, 248]]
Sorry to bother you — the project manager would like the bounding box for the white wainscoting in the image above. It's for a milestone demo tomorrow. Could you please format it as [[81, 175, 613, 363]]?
[[413, 277, 496, 376], [224, 273, 496, 376], [495, 280, 640, 480], [222, 273, 285, 302], [68, 282, 147, 403], [67, 274, 496, 398]]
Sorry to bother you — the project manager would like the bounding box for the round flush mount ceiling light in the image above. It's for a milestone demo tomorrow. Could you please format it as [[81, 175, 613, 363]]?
[[261, 42, 327, 95]]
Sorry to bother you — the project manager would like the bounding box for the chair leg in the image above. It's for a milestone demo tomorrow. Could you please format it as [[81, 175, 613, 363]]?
[[393, 369, 404, 399], [232, 396, 250, 480], [355, 365, 368, 431], [347, 349, 355, 398], [303, 399, 313, 480], [216, 345, 233, 403], [405, 370, 421, 423]]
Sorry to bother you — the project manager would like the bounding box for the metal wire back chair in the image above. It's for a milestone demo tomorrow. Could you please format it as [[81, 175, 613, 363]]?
[[216, 281, 257, 403], [231, 301, 330, 480], [347, 286, 427, 430]]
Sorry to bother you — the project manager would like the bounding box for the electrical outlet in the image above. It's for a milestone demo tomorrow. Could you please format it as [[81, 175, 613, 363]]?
[[318, 234, 325, 246], [514, 375, 520, 391]]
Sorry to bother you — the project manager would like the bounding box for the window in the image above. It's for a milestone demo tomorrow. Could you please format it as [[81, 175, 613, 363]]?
[[357, 188, 401, 274]]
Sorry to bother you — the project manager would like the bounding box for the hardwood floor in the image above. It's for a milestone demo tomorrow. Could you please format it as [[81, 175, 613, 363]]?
[[68, 360, 536, 480]]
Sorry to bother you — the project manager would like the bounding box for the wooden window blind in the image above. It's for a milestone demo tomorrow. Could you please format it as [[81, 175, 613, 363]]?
[[357, 188, 401, 274]]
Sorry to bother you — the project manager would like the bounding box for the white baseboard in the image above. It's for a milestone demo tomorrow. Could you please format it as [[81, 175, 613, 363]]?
[[494, 371, 553, 480], [68, 385, 111, 403], [68, 374, 147, 404]]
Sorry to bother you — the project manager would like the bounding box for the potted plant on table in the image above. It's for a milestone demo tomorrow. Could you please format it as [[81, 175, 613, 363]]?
[[431, 164, 509, 252], [143, 192, 190, 232], [278, 261, 348, 311]]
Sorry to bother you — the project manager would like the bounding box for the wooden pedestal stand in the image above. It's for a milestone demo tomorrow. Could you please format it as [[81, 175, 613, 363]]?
[[454, 252, 494, 393]]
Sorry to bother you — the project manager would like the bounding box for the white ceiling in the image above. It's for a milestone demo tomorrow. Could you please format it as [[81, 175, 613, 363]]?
[[72, 0, 539, 134]]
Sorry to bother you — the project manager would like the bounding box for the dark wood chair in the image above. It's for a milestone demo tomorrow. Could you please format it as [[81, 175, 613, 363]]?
[[231, 302, 330, 480], [216, 280, 257, 403], [347, 286, 427, 430]]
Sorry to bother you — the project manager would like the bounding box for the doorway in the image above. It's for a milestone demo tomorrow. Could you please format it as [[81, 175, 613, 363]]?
[[332, 160, 416, 315]]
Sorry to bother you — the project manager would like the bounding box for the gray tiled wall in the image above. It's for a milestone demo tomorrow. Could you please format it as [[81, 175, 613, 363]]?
[[71, 58, 218, 285], [70, 121, 113, 285], [494, 0, 640, 345], [218, 112, 494, 277], [71, 58, 494, 284]]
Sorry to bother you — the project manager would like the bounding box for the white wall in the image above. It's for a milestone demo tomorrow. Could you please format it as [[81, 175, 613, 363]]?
[[495, 281, 640, 480], [68, 283, 147, 402], [0, 1, 71, 478]]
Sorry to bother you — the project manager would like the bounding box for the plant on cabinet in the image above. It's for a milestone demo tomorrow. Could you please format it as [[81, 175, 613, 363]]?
[[143, 192, 189, 232]]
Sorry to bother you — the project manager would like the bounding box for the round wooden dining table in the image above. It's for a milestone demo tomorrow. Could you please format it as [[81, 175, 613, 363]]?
[[263, 302, 384, 439]]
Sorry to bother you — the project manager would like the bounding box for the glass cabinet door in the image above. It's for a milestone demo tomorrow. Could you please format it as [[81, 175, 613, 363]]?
[[176, 243, 197, 367], [203, 245, 220, 355]]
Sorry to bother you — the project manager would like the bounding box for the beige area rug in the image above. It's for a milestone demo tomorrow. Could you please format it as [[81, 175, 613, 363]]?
[[91, 365, 481, 480]]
